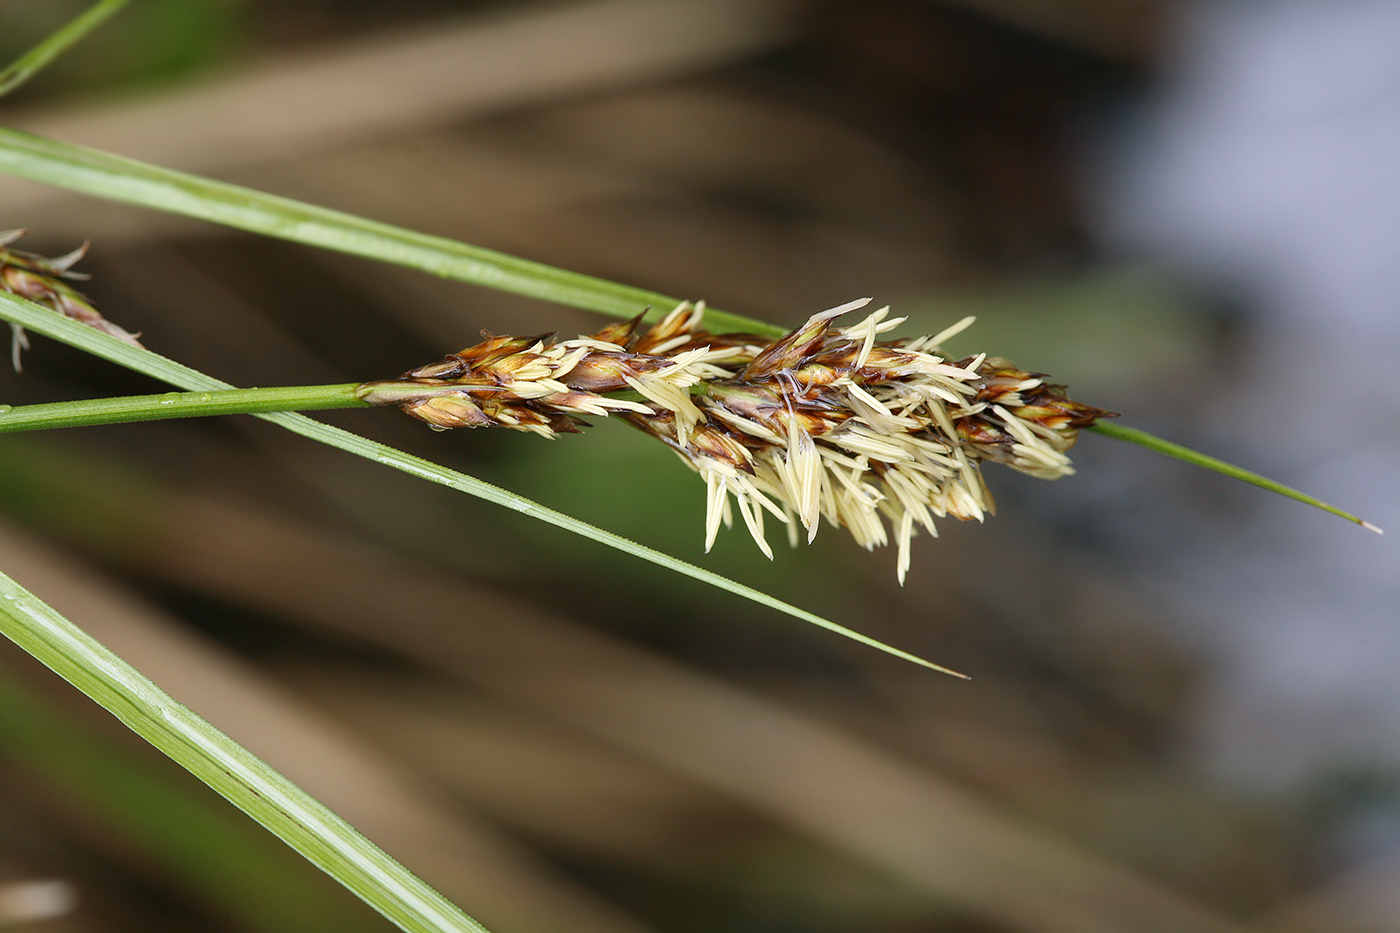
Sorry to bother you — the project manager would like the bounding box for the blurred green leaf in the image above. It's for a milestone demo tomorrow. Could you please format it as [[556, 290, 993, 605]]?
[[0, 0, 245, 100], [0, 659, 391, 932], [0, 0, 130, 100], [0, 568, 490, 933]]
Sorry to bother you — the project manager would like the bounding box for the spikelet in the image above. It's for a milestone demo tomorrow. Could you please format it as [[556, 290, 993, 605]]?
[[360, 300, 1115, 581], [1, 229, 142, 370]]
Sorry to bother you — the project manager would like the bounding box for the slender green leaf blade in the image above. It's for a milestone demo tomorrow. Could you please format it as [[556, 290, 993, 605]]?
[[0, 128, 783, 337], [0, 0, 130, 99], [0, 570, 489, 933], [0, 664, 386, 933]]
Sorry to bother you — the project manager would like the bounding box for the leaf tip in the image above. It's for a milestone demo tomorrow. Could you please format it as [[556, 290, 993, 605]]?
[[904, 654, 970, 679]]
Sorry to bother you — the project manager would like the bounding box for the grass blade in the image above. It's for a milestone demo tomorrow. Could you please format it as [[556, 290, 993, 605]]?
[[0, 569, 490, 933], [0, 655, 405, 932], [0, 128, 782, 337], [0, 0, 130, 99]]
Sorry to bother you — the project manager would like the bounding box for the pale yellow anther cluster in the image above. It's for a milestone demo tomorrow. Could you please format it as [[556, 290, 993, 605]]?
[[656, 300, 997, 582]]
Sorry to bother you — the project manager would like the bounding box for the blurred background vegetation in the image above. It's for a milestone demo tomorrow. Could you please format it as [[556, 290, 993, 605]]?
[[0, 1, 1394, 931]]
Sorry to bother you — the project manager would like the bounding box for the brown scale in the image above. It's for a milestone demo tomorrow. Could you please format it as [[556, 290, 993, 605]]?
[[704, 381, 852, 440], [564, 350, 677, 393], [966, 358, 1115, 428], [623, 411, 757, 472]]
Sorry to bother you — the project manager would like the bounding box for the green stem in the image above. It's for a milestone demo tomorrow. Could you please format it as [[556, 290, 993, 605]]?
[[0, 0, 130, 98], [0, 384, 365, 433], [1089, 421, 1382, 534]]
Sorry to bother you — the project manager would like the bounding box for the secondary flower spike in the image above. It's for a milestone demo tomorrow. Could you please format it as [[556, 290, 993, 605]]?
[[1, 229, 143, 370], [359, 300, 1115, 582]]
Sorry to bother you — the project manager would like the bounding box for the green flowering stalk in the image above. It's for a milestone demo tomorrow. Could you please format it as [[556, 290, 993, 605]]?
[[359, 298, 1114, 582], [2, 235, 1370, 579]]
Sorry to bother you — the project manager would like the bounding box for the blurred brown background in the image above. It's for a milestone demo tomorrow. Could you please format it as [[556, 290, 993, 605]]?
[[1, 1, 1396, 931]]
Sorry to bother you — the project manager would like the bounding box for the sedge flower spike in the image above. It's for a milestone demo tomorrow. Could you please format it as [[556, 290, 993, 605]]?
[[359, 300, 1115, 582], [1, 229, 142, 370]]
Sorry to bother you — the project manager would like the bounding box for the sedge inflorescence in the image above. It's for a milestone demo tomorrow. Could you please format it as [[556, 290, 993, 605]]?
[[359, 298, 1113, 581], [1, 229, 142, 370]]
